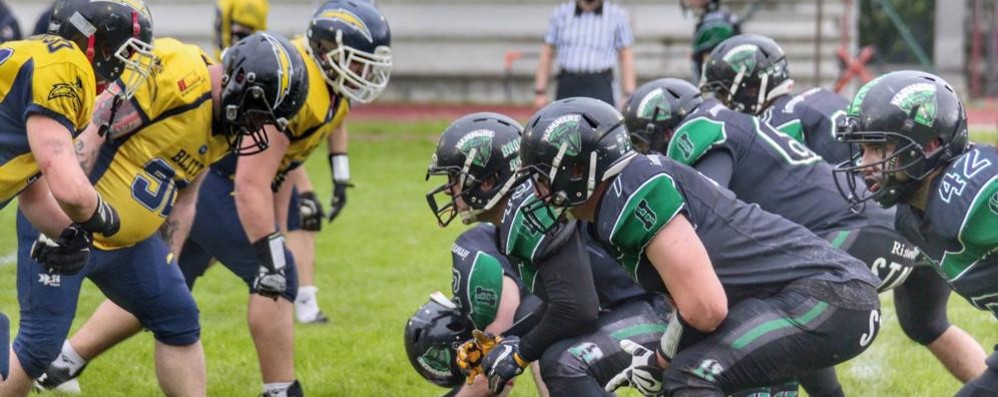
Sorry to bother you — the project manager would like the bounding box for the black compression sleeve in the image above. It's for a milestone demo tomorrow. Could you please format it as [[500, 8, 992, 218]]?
[[517, 228, 600, 362], [693, 149, 735, 188]]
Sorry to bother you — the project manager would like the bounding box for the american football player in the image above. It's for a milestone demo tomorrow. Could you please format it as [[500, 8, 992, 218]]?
[[835, 71, 998, 396], [623, 75, 923, 396], [518, 97, 881, 396], [682, 0, 740, 85], [31, 32, 308, 397], [213, 0, 268, 61], [0, 0, 156, 392], [421, 113, 674, 396], [700, 36, 988, 386]]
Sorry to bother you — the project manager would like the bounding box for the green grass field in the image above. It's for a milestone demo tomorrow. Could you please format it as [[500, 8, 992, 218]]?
[[0, 122, 995, 396]]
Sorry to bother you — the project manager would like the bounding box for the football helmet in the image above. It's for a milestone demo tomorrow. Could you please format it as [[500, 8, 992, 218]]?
[[701, 34, 793, 114], [306, 0, 392, 103], [426, 112, 523, 227], [214, 0, 269, 59], [691, 9, 740, 84], [220, 32, 308, 155], [519, 97, 635, 233], [834, 70, 968, 208], [49, 0, 155, 99], [404, 292, 472, 388], [623, 78, 703, 154]]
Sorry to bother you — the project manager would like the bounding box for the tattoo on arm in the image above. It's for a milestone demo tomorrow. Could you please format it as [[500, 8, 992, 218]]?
[[159, 219, 179, 247], [74, 139, 91, 172], [93, 94, 142, 140]]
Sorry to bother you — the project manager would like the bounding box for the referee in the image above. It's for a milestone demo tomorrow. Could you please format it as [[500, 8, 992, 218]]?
[[534, 0, 636, 108]]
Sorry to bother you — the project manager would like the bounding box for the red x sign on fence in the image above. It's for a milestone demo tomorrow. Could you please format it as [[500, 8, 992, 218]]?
[[834, 45, 876, 93]]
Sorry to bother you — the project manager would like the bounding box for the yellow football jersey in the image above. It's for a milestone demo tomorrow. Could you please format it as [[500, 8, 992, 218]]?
[[0, 35, 95, 207], [279, 37, 350, 176], [91, 38, 230, 250]]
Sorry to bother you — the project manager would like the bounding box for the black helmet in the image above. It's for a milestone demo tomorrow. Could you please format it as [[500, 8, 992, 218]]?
[[404, 292, 472, 388], [220, 32, 309, 155], [623, 78, 703, 154], [426, 112, 523, 227], [213, 0, 269, 60], [834, 70, 969, 208], [519, 97, 635, 232], [701, 34, 793, 114], [306, 0, 392, 103], [49, 0, 155, 99]]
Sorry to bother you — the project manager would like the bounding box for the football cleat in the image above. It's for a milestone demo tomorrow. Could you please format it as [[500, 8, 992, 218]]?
[[34, 363, 85, 394], [297, 310, 330, 325]]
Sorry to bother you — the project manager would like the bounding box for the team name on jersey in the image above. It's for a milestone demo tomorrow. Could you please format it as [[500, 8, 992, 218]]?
[[891, 241, 920, 260], [451, 242, 471, 261], [170, 148, 206, 176]]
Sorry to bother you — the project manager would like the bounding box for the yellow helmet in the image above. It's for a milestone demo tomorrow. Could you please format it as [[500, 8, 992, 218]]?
[[214, 0, 269, 60]]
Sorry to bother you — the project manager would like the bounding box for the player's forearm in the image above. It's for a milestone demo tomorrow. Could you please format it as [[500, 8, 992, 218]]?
[[27, 116, 99, 221], [235, 180, 279, 241], [328, 123, 349, 154], [162, 199, 195, 257], [18, 179, 73, 237], [73, 123, 103, 174]]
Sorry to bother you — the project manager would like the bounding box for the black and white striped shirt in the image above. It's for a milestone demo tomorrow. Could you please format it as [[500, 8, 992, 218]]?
[[544, 1, 634, 73]]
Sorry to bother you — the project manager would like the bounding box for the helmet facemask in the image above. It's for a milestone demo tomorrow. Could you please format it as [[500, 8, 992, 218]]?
[[113, 37, 157, 100], [309, 32, 392, 104], [425, 150, 520, 227], [221, 74, 289, 156], [833, 116, 935, 209]]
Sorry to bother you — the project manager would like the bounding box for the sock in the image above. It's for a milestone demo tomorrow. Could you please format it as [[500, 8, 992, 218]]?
[[295, 286, 319, 320], [0, 312, 8, 380], [53, 340, 87, 374], [263, 381, 294, 397]]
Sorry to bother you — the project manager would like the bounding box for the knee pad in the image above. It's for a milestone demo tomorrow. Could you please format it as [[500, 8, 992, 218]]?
[[150, 303, 202, 346], [13, 335, 63, 379], [538, 339, 589, 382]]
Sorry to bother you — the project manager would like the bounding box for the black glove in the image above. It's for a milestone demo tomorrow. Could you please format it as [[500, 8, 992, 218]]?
[[327, 153, 352, 223], [481, 336, 528, 395], [80, 194, 120, 237], [298, 191, 325, 232], [30, 224, 92, 275], [252, 233, 288, 299]]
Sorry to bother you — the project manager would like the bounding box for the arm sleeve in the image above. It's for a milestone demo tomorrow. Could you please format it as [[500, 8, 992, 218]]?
[[692, 149, 734, 188], [517, 228, 599, 362]]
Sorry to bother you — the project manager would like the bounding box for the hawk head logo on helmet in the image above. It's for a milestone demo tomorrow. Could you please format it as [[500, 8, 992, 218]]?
[[890, 83, 938, 127], [455, 129, 495, 168], [315, 9, 373, 42], [638, 88, 671, 122], [543, 114, 583, 156], [722, 44, 759, 74]]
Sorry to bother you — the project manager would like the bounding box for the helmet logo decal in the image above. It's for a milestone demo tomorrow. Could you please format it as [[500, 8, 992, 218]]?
[[90, 0, 152, 20], [638, 88, 670, 122], [890, 83, 937, 127], [261, 33, 293, 108], [722, 44, 759, 74], [543, 114, 582, 156], [315, 9, 373, 43], [455, 129, 495, 167], [416, 346, 454, 378]]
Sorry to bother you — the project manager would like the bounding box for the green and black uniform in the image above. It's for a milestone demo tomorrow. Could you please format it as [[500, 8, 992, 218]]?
[[667, 98, 916, 293], [591, 153, 880, 394], [496, 180, 672, 396], [891, 145, 998, 396], [760, 87, 851, 165]]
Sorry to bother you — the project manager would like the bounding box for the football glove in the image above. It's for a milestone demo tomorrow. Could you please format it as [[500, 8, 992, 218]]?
[[327, 153, 353, 223], [252, 233, 289, 299], [604, 339, 664, 396], [298, 191, 325, 232], [80, 194, 120, 237], [457, 330, 502, 384], [30, 224, 92, 275], [481, 336, 527, 395]]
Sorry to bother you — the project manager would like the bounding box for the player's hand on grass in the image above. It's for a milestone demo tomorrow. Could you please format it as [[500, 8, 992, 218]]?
[[605, 339, 664, 396], [481, 336, 527, 395], [298, 191, 325, 231], [30, 224, 91, 275]]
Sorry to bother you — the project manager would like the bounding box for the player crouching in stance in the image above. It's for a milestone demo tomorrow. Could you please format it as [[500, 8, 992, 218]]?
[[30, 32, 308, 396], [408, 113, 675, 396], [515, 97, 881, 396], [834, 71, 998, 396]]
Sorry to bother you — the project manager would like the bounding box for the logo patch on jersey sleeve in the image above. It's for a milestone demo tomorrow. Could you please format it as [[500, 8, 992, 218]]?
[[989, 191, 998, 215], [47, 78, 84, 113]]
